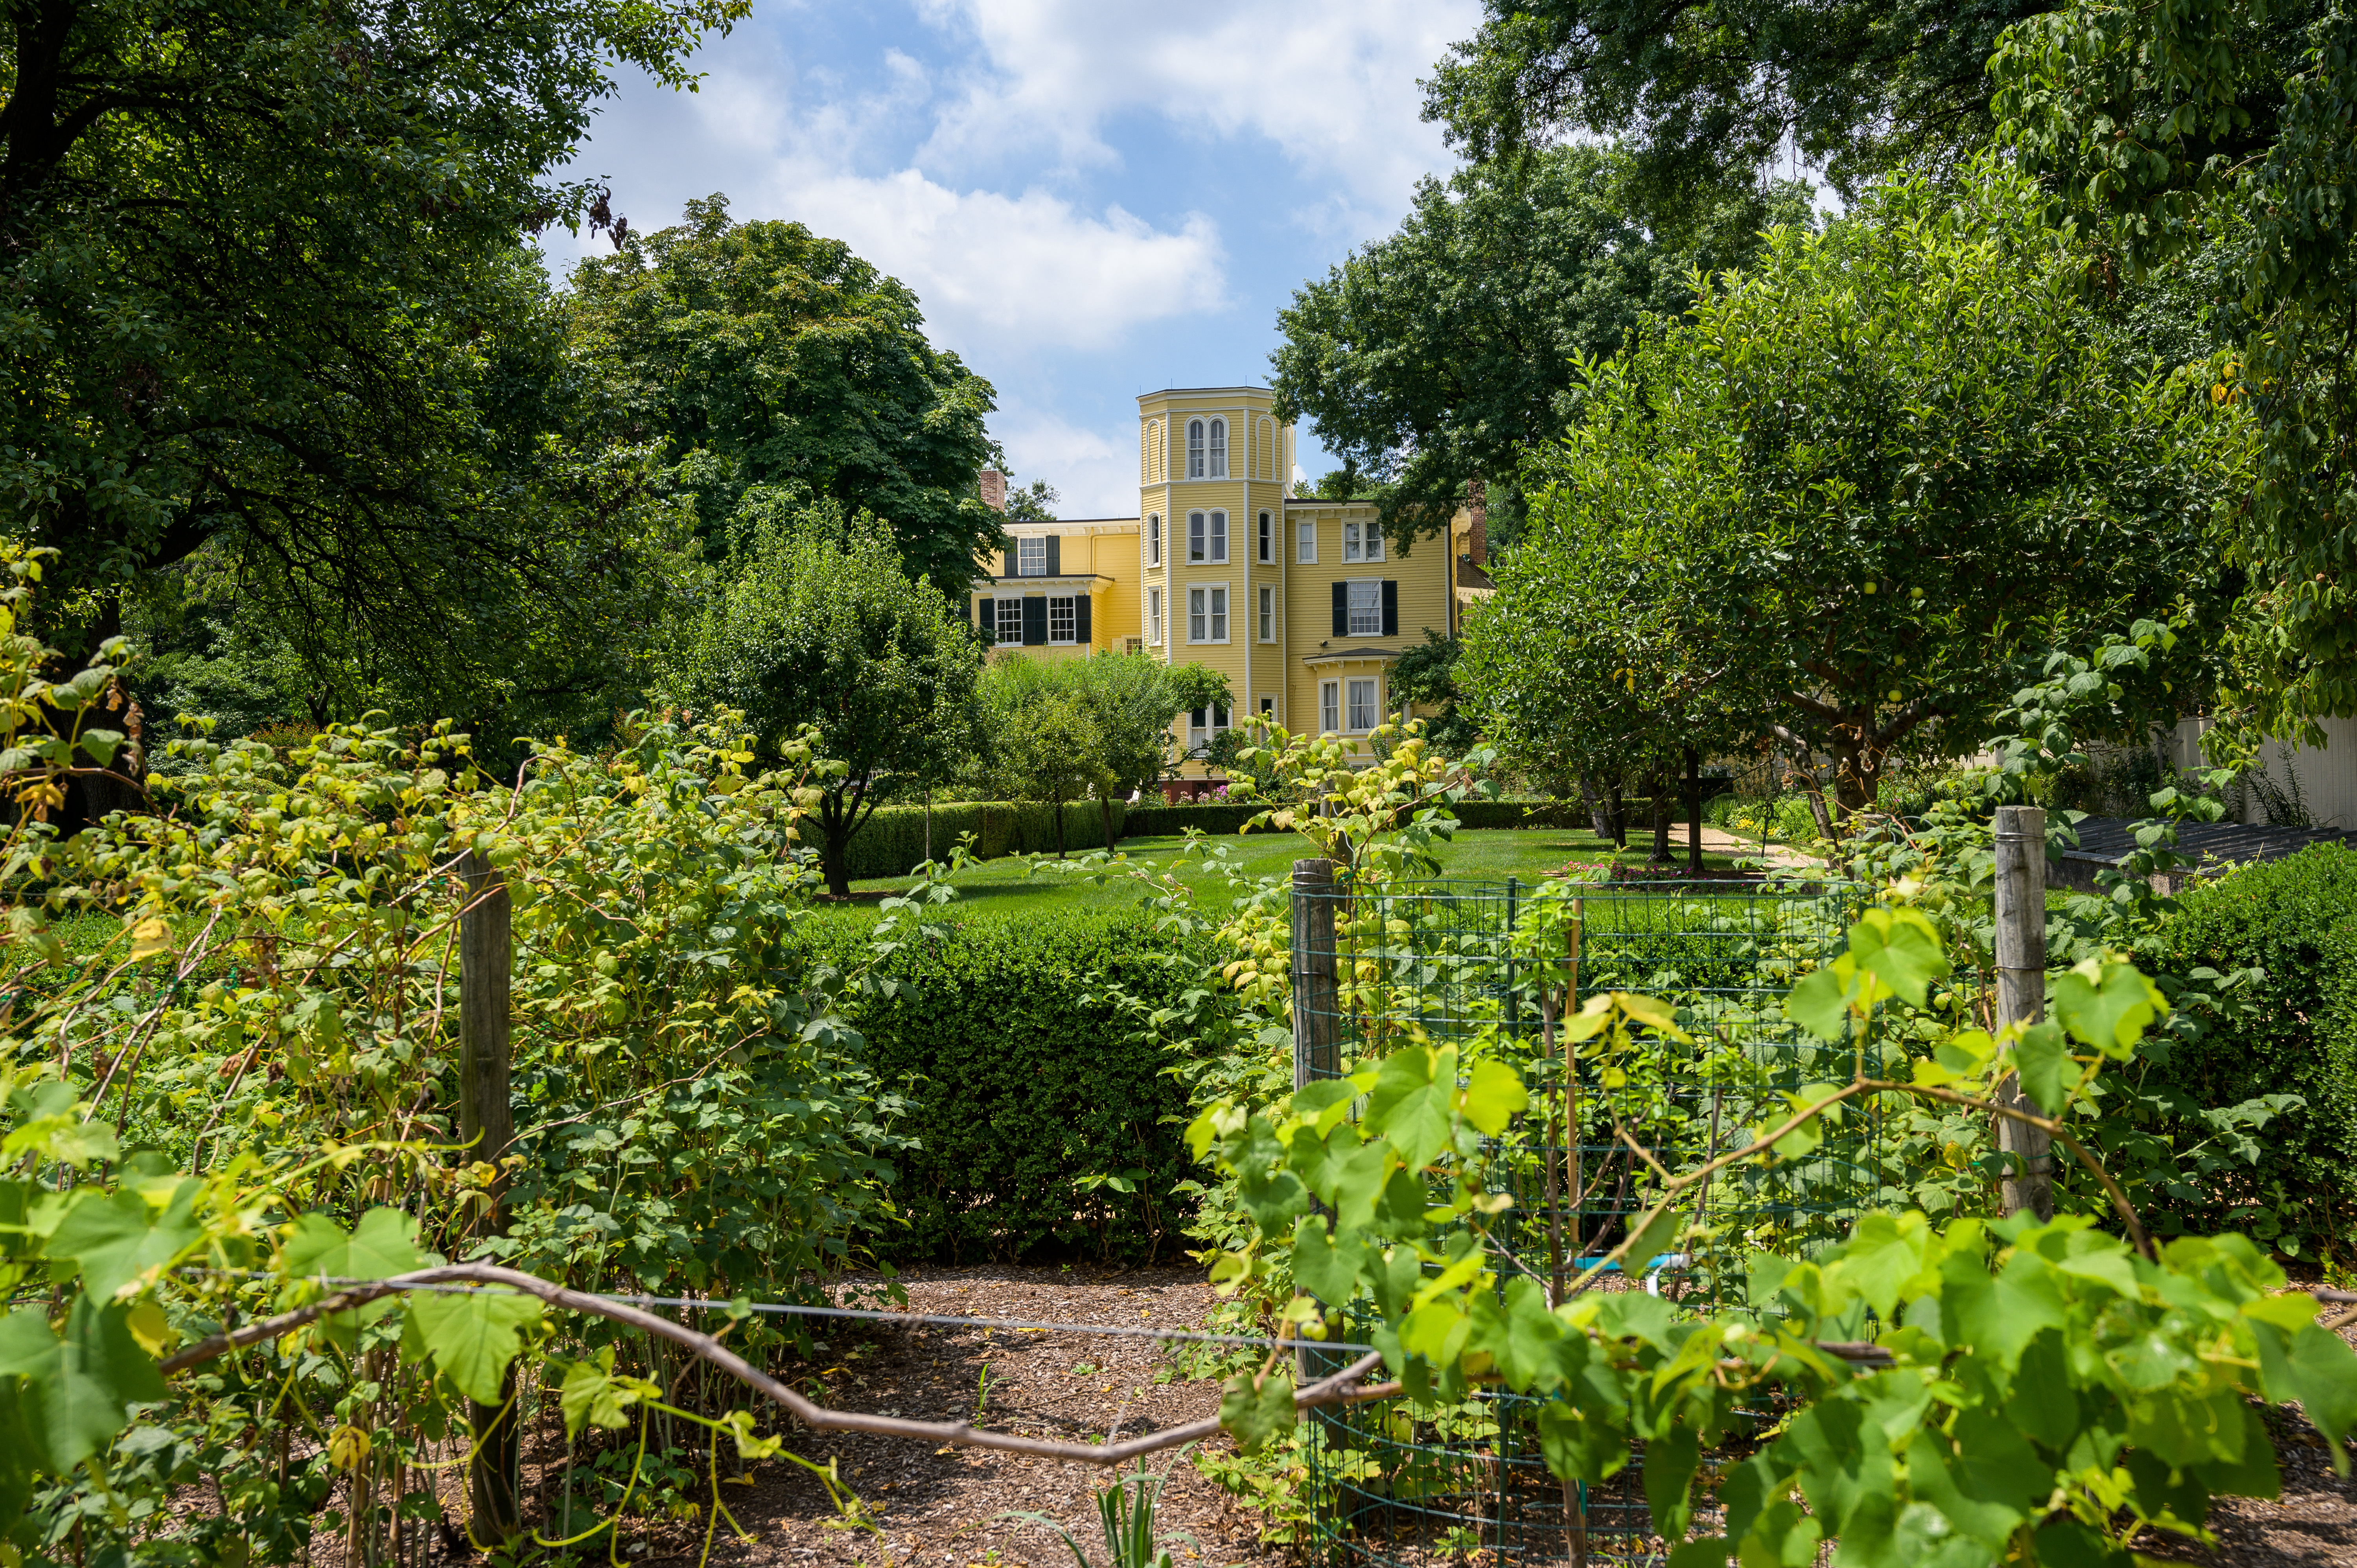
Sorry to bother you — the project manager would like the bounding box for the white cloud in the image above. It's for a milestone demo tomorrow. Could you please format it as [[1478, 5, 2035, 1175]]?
[[993, 406, 1136, 519], [749, 167, 1225, 353], [915, 0, 1477, 213]]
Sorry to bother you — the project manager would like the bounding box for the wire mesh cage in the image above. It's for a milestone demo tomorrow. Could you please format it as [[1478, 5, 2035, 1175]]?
[[1289, 872, 1884, 1566]]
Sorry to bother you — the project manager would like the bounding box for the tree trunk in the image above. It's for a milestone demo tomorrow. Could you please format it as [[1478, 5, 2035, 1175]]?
[[1578, 775, 1613, 839], [1684, 747, 1702, 873], [821, 810, 853, 897], [1607, 780, 1627, 848], [1098, 788, 1119, 850], [1053, 799, 1068, 857], [1648, 780, 1671, 863]]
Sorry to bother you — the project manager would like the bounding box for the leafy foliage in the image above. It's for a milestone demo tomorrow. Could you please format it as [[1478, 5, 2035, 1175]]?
[[660, 501, 983, 894], [1470, 161, 2247, 815], [565, 195, 1005, 592]]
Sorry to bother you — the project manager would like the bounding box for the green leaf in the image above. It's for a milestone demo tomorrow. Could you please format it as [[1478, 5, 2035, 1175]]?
[[1644, 1420, 1702, 1542], [2048, 959, 2166, 1058], [558, 1346, 644, 1437], [1666, 1535, 1731, 1567], [1217, 1367, 1295, 1455], [1366, 1048, 1455, 1171], [1847, 907, 1948, 1009], [2253, 1319, 2357, 1458], [1536, 1397, 1631, 1485], [2030, 1518, 2132, 1567], [1236, 1168, 1309, 1233], [1290, 1216, 1364, 1305], [1622, 1203, 1684, 1270], [1940, 1244, 2065, 1373], [0, 1375, 35, 1528], [1905, 1418, 2041, 1551], [0, 1297, 165, 1472], [45, 1182, 203, 1305], [2013, 1022, 2072, 1115], [403, 1287, 541, 1404], [282, 1206, 422, 1283], [1785, 964, 1851, 1042], [1458, 1060, 1527, 1135]]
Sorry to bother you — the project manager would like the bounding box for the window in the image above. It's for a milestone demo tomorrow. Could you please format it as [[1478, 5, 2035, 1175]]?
[[1188, 585, 1228, 643], [1144, 420, 1160, 480], [1347, 678, 1380, 731], [1125, 637, 1143, 655], [1049, 596, 1076, 644], [1258, 585, 1274, 642], [995, 598, 1024, 644], [1343, 521, 1384, 562], [1147, 587, 1164, 646], [1259, 696, 1274, 717], [1147, 514, 1160, 566], [1187, 419, 1206, 478], [1208, 418, 1228, 478], [1257, 510, 1272, 563], [1018, 537, 1047, 576], [1320, 680, 1340, 734], [1296, 519, 1317, 563], [1189, 511, 1226, 563], [1346, 579, 1382, 635], [1186, 703, 1232, 753], [1257, 418, 1274, 478]]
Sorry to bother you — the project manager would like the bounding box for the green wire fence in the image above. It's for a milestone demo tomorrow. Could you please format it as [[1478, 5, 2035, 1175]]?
[[1291, 871, 1882, 1566]]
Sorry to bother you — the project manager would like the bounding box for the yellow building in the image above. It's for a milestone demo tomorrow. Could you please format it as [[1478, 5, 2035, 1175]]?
[[968, 385, 1462, 782]]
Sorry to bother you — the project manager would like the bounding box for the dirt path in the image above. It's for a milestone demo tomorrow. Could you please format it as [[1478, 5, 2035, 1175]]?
[[679, 1264, 1281, 1568]]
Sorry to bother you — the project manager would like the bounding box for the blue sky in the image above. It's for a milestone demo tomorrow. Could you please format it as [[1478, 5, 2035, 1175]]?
[[535, 0, 1483, 517]]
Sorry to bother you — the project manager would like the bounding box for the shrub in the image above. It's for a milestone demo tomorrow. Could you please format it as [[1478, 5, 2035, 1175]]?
[[1119, 801, 1263, 838], [2153, 842, 2357, 1259], [795, 905, 1210, 1261], [838, 800, 1123, 880]]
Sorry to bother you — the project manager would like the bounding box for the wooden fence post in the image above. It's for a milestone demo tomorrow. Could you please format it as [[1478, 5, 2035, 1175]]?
[[1291, 859, 1338, 1091], [458, 849, 519, 1544], [1992, 806, 2054, 1222]]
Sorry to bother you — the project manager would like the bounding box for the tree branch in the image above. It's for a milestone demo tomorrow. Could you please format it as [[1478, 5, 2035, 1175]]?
[[162, 1262, 1399, 1465]]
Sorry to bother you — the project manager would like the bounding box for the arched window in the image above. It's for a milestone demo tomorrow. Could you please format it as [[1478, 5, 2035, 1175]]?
[[1208, 418, 1228, 478], [1187, 419, 1206, 478]]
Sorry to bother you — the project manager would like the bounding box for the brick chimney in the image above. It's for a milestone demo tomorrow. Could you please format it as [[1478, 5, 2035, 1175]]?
[[1465, 478, 1488, 565], [978, 469, 1007, 512]]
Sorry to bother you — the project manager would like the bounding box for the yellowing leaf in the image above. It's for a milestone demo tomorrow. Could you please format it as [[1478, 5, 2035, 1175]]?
[[127, 918, 173, 961]]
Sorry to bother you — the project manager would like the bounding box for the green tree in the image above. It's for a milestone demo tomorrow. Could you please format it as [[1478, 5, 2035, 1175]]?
[[0, 0, 738, 661], [1387, 632, 1482, 759], [565, 197, 1005, 594], [1004, 475, 1059, 523], [977, 653, 1228, 846], [661, 500, 981, 896], [1991, 0, 2357, 734], [992, 688, 1103, 858], [1270, 147, 1813, 548], [1480, 163, 2247, 816]]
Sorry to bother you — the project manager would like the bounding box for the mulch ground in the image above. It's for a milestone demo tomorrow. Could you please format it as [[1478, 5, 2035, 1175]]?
[[608, 1263, 1283, 1568]]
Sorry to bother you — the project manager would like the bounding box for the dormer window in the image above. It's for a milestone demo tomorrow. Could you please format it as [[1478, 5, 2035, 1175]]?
[[1187, 420, 1206, 478], [1343, 521, 1384, 562], [1018, 537, 1047, 576], [1207, 418, 1228, 478]]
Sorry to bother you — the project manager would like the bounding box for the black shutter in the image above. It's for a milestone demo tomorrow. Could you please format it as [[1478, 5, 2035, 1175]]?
[[1332, 580, 1349, 636], [1003, 548, 1018, 578], [976, 596, 994, 641], [1075, 593, 1092, 644], [1381, 580, 1399, 637], [1046, 536, 1061, 576], [1022, 596, 1048, 646]]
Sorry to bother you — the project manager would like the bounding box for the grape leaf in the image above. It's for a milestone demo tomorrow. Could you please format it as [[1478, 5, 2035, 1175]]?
[[0, 1297, 165, 1472], [45, 1181, 203, 1304], [1217, 1367, 1295, 1455], [402, 1288, 541, 1404]]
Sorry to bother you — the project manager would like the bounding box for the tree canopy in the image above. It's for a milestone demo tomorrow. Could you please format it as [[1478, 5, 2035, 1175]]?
[[1270, 147, 1813, 548], [658, 499, 982, 895], [565, 197, 1005, 594], [0, 0, 740, 661], [1465, 165, 2248, 813]]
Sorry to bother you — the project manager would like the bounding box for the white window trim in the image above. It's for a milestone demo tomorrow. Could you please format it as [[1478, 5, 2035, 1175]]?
[[1148, 514, 1161, 567], [1296, 518, 1317, 564], [1319, 679, 1340, 735], [1258, 585, 1275, 643], [1257, 510, 1272, 563], [1346, 677, 1381, 732], [1187, 584, 1231, 645], [1345, 578, 1384, 637], [1208, 510, 1228, 564], [995, 598, 1024, 644], [1208, 418, 1228, 479], [1048, 594, 1077, 646], [1147, 587, 1164, 646], [1342, 521, 1386, 563], [1018, 537, 1047, 576], [1187, 419, 1206, 479]]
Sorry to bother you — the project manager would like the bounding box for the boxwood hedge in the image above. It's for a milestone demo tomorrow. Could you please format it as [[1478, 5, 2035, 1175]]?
[[838, 800, 1122, 880], [795, 905, 1211, 1262], [2153, 842, 2357, 1259]]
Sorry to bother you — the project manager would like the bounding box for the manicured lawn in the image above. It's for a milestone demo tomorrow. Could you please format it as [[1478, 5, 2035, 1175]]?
[[838, 826, 1766, 923]]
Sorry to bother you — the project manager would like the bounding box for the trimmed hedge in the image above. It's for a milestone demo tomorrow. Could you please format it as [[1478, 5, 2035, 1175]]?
[[796, 907, 1207, 1262], [2154, 843, 2357, 1257], [839, 800, 1123, 880], [1118, 802, 1261, 838], [1117, 797, 1675, 839]]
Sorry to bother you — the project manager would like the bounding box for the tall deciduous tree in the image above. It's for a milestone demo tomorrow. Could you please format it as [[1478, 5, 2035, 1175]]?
[[1269, 147, 1812, 548], [0, 0, 740, 657], [1472, 164, 2247, 815], [661, 500, 981, 896], [977, 653, 1228, 847], [565, 197, 1005, 594]]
